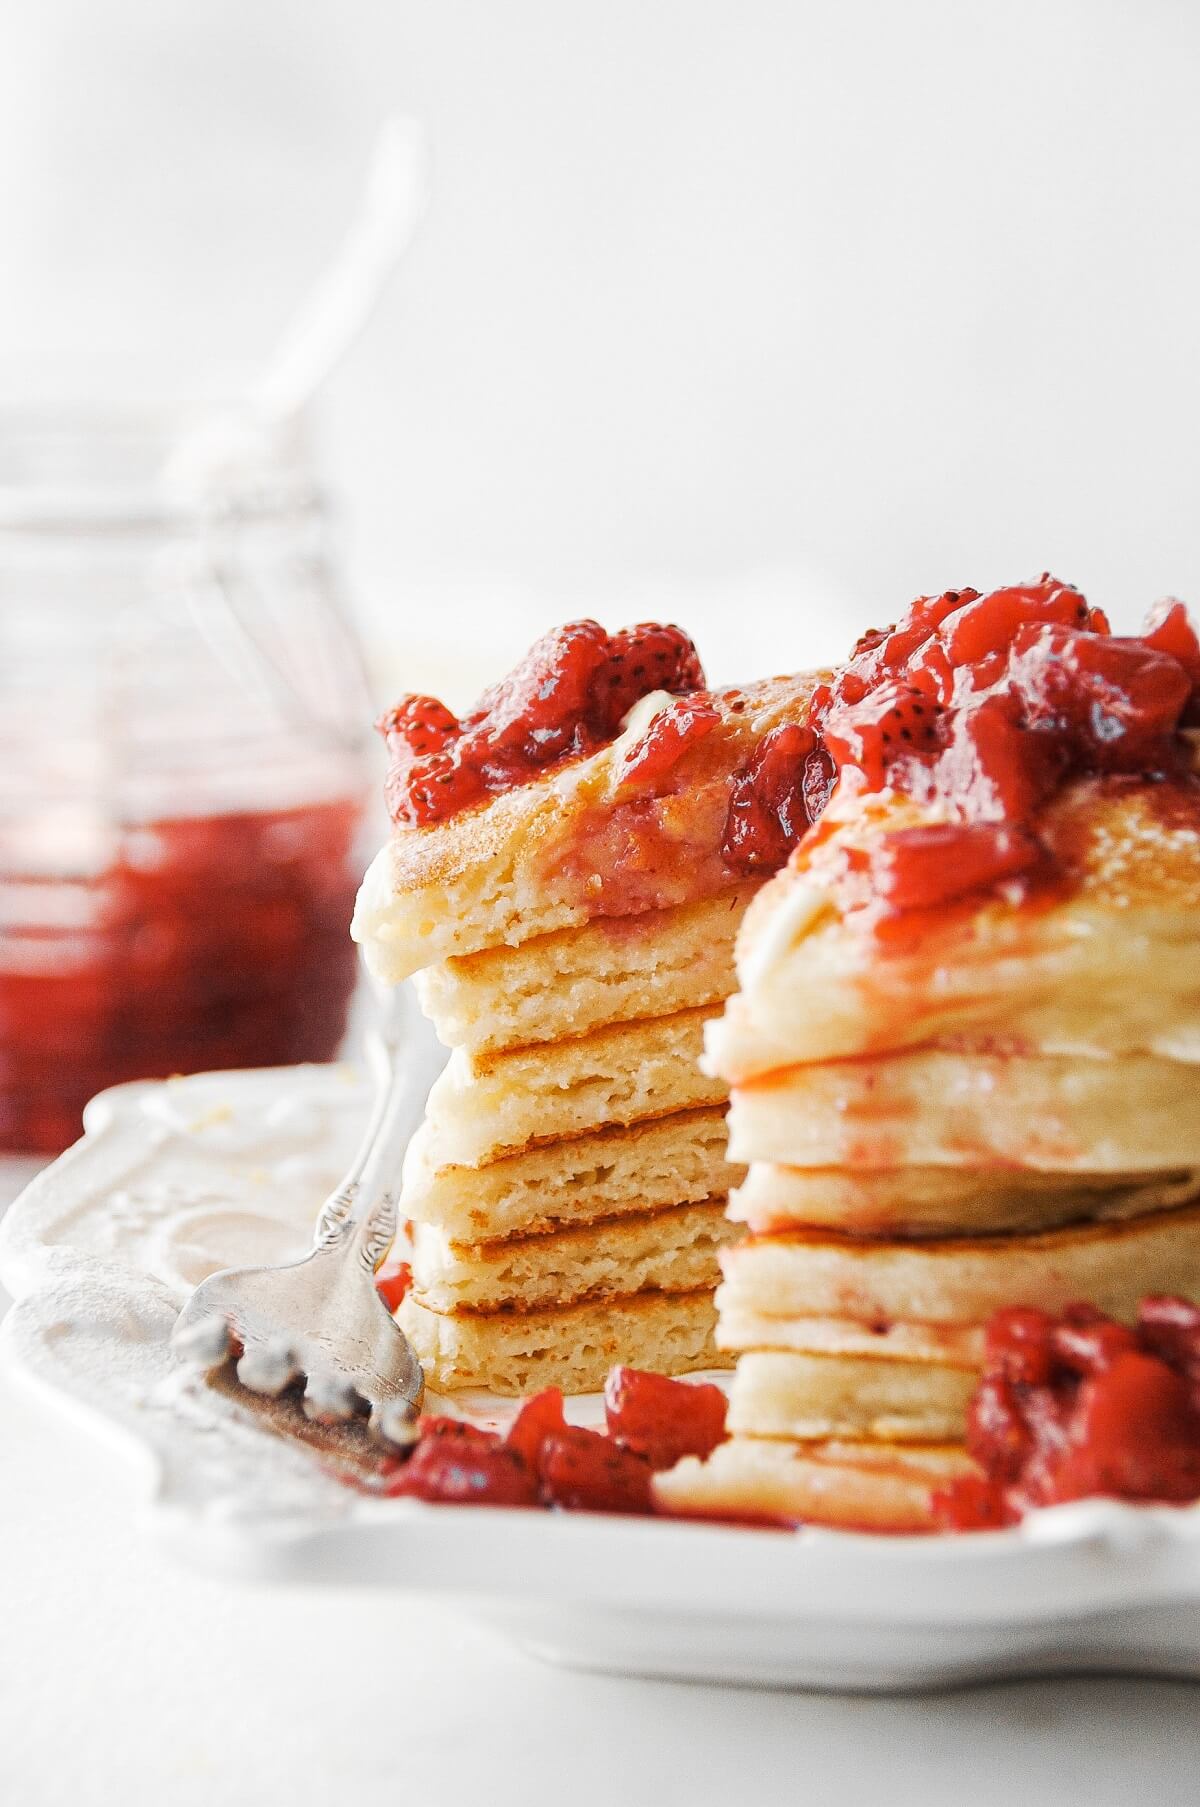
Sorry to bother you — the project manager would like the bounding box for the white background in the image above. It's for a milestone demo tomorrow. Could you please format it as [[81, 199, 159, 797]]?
[[2, 1, 1199, 693]]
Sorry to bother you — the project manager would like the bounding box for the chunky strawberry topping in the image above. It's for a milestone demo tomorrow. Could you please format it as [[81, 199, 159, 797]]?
[[377, 582, 1200, 911], [614, 695, 722, 791], [934, 1298, 1200, 1530], [386, 1416, 542, 1508], [378, 1368, 728, 1515], [721, 577, 1200, 908], [504, 1386, 569, 1470], [721, 724, 834, 872], [538, 1425, 655, 1514], [379, 621, 705, 827], [1143, 601, 1200, 723], [603, 1364, 729, 1469]]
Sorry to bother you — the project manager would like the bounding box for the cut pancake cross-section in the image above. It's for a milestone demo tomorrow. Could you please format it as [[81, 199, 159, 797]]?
[[353, 622, 824, 1393]]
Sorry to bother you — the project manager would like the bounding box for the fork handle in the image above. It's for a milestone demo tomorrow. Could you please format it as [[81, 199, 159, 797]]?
[[313, 981, 438, 1275]]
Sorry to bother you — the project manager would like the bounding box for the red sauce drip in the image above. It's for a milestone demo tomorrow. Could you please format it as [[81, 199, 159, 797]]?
[[721, 576, 1200, 912], [378, 1366, 729, 1515], [934, 1297, 1200, 1530], [374, 1258, 412, 1314], [868, 823, 1045, 912], [378, 621, 705, 828], [0, 798, 362, 1154]]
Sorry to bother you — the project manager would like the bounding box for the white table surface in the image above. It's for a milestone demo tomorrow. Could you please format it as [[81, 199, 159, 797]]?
[[1, 1159, 1198, 1807]]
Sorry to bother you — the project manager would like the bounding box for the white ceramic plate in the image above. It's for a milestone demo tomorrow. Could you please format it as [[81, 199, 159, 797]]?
[[2, 1062, 1199, 1691]]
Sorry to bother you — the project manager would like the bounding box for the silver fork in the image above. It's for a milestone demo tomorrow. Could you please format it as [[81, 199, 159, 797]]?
[[171, 978, 437, 1444]]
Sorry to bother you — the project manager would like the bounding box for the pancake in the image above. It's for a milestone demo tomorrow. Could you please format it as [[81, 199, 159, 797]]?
[[658, 599, 1200, 1527], [727, 1048, 1200, 1172], [715, 1202, 1200, 1356], [715, 1306, 984, 1368], [409, 1200, 739, 1314], [400, 1287, 732, 1395], [729, 1161, 1200, 1238], [353, 655, 819, 1397], [415, 889, 753, 1056], [403, 1106, 739, 1241], [655, 1435, 976, 1531], [726, 1350, 975, 1443], [708, 775, 1200, 1081], [353, 672, 821, 981], [421, 1006, 726, 1169]]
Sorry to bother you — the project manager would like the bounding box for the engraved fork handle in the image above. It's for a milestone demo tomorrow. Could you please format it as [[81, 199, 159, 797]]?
[[312, 980, 435, 1274]]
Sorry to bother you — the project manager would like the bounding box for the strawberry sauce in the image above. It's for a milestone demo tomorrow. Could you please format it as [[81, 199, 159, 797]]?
[[723, 579, 1200, 907], [935, 1298, 1200, 1529], [377, 1366, 729, 1514], [0, 797, 362, 1153], [379, 621, 705, 828], [377, 583, 1200, 921]]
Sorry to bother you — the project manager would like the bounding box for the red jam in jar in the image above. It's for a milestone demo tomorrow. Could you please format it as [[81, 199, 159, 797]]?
[[0, 797, 363, 1153], [0, 406, 373, 1153]]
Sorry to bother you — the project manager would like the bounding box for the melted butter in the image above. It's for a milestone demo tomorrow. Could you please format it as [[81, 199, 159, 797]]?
[[547, 687, 675, 807]]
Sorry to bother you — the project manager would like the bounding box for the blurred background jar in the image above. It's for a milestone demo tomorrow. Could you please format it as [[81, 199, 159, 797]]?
[[0, 406, 374, 1154]]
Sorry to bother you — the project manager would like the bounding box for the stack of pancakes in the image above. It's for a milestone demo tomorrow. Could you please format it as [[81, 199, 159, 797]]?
[[353, 673, 818, 1394], [658, 775, 1200, 1529]]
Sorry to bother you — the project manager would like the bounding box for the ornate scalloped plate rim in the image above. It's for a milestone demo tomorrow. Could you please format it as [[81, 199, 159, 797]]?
[[2, 1063, 1200, 1689]]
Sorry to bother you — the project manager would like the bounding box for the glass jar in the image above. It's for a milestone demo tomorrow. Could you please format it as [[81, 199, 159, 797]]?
[[0, 407, 374, 1153]]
